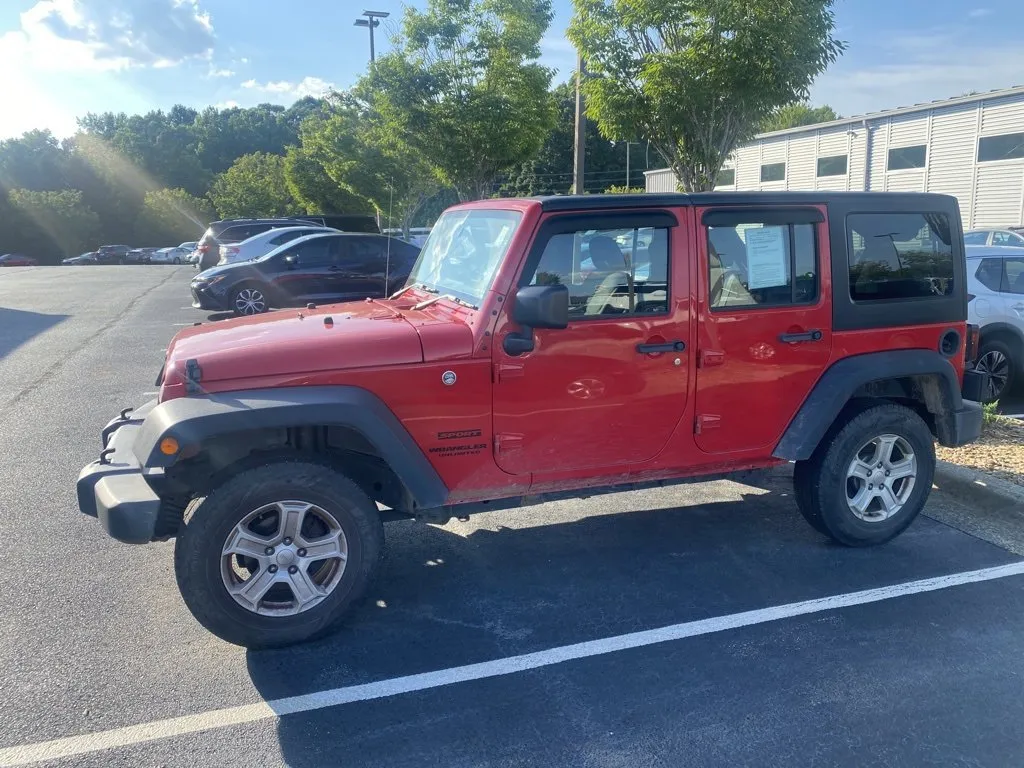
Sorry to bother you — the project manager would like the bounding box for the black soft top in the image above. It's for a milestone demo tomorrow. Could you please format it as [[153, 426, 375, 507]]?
[[534, 191, 959, 212]]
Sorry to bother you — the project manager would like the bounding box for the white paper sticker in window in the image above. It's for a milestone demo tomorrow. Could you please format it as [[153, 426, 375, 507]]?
[[745, 226, 788, 289]]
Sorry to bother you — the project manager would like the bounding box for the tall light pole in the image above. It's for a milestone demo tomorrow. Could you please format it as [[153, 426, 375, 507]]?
[[354, 9, 389, 64], [624, 141, 641, 189]]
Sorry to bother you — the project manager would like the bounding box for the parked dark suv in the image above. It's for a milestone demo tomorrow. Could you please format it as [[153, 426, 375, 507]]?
[[190, 232, 419, 315], [196, 215, 380, 271]]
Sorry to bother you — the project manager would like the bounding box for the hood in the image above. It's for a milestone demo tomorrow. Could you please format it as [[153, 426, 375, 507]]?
[[192, 261, 252, 280], [161, 300, 428, 394]]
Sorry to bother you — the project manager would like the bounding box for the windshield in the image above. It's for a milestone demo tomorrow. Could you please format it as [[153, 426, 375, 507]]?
[[404, 209, 521, 307]]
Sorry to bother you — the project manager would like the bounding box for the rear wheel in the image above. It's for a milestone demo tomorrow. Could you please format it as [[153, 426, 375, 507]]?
[[975, 339, 1015, 402], [232, 285, 268, 315], [793, 403, 935, 546], [174, 460, 384, 648]]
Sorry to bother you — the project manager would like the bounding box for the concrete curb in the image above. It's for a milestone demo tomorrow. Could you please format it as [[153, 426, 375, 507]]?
[[933, 460, 1024, 511]]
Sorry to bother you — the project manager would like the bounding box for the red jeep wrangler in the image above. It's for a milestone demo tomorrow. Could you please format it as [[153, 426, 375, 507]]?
[[78, 192, 987, 647]]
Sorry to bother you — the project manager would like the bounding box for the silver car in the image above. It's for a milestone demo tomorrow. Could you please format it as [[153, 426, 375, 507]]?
[[966, 244, 1024, 401], [964, 227, 1024, 247]]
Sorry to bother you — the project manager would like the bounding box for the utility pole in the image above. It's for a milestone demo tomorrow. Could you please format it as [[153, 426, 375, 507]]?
[[355, 9, 389, 64], [572, 52, 586, 195]]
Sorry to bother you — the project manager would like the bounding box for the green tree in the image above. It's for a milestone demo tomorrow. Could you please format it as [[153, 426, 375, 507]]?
[[134, 188, 215, 245], [283, 145, 374, 216], [761, 102, 839, 133], [301, 102, 439, 236], [360, 0, 556, 201], [569, 0, 845, 191], [0, 130, 71, 192], [209, 152, 300, 218], [6, 189, 100, 261]]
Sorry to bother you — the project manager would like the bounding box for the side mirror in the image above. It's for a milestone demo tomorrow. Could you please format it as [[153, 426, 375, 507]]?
[[504, 284, 569, 356]]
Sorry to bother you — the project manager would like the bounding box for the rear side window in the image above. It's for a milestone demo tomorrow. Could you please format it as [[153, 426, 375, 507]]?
[[269, 229, 317, 246], [974, 259, 1003, 291], [847, 212, 954, 301], [706, 220, 818, 309], [963, 231, 988, 245]]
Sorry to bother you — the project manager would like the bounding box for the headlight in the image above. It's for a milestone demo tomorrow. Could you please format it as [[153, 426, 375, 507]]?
[[193, 275, 226, 288]]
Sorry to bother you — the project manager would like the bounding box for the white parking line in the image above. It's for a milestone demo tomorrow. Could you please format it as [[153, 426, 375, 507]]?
[[2, 561, 1022, 767]]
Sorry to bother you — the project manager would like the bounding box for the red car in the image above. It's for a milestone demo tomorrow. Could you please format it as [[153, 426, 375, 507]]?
[[0, 253, 37, 267], [78, 191, 988, 648]]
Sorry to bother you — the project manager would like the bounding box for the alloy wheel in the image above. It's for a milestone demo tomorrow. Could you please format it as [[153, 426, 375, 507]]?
[[234, 287, 266, 315], [845, 434, 917, 522], [975, 350, 1010, 401], [221, 500, 349, 616]]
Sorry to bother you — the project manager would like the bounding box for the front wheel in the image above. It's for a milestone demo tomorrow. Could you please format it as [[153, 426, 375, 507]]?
[[174, 460, 384, 647], [793, 402, 935, 547], [232, 285, 269, 315], [173, 257, 181, 265]]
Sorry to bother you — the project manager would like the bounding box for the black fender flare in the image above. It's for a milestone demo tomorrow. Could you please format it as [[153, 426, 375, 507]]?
[[134, 386, 448, 509], [773, 350, 963, 461]]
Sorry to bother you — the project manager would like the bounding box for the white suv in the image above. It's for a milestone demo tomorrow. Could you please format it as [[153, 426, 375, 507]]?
[[218, 226, 336, 265], [966, 245, 1024, 402]]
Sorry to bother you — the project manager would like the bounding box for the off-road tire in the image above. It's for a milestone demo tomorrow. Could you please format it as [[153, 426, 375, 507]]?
[[174, 460, 384, 648], [793, 402, 935, 547]]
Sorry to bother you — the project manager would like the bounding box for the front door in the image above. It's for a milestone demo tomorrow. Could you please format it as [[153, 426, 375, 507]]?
[[492, 212, 690, 475], [694, 207, 834, 454]]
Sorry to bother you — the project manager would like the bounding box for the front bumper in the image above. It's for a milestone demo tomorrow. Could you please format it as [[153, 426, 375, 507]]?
[[77, 400, 163, 544], [190, 284, 228, 311]]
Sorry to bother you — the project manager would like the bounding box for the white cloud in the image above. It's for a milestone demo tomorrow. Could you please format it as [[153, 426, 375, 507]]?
[[241, 76, 335, 98], [0, 0, 215, 72], [215, 100, 239, 110], [811, 29, 1024, 116], [968, 8, 993, 18], [208, 67, 235, 78]]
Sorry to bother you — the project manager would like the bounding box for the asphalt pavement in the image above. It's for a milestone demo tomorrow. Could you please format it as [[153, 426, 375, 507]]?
[[2, 265, 1024, 767]]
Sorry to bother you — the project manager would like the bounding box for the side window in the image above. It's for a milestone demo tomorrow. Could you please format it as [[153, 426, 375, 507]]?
[[992, 231, 1015, 246], [847, 213, 954, 301], [706, 220, 818, 310], [270, 230, 311, 246], [294, 238, 333, 267], [526, 226, 670, 318], [1003, 259, 1024, 295], [963, 232, 988, 245], [887, 145, 927, 170], [760, 162, 785, 182], [975, 259, 1004, 292]]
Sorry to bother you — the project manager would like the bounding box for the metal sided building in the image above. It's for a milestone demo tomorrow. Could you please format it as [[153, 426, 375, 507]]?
[[644, 85, 1024, 228]]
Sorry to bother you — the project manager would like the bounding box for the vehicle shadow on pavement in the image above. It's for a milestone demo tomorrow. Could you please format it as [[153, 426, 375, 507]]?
[[0, 307, 68, 361], [244, 479, 1018, 767]]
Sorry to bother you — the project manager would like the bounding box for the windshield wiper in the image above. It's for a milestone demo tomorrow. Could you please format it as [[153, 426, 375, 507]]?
[[412, 294, 478, 311]]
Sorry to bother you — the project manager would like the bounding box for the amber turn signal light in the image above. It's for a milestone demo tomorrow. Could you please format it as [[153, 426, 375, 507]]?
[[159, 437, 180, 455]]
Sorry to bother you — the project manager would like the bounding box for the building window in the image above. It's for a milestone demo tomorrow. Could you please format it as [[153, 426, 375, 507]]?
[[978, 132, 1024, 162], [760, 162, 785, 182], [847, 212, 954, 301], [707, 220, 818, 309], [816, 155, 848, 177], [887, 145, 927, 171], [716, 168, 736, 186]]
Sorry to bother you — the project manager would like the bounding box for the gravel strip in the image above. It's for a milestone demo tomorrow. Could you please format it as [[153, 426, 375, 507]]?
[[936, 418, 1024, 487]]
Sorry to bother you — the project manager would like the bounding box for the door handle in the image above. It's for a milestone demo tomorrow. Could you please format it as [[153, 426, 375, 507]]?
[[778, 330, 823, 343], [636, 340, 686, 354]]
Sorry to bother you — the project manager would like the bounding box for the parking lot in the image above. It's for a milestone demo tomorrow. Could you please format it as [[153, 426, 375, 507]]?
[[2, 265, 1024, 767]]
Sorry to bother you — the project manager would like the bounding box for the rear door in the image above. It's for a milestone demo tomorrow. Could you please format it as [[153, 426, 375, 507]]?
[[1001, 255, 1024, 319], [329, 237, 389, 300], [694, 206, 833, 453]]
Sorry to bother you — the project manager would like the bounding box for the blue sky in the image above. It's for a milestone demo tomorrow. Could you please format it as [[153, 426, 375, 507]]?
[[1, 0, 1022, 140]]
